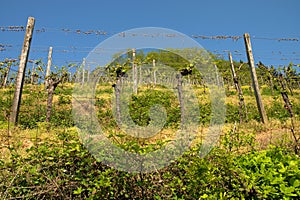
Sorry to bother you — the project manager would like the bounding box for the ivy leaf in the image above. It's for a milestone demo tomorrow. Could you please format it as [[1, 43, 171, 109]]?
[[73, 187, 84, 195]]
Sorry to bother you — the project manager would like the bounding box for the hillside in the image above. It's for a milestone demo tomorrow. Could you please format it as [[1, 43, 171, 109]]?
[[1, 62, 300, 198]]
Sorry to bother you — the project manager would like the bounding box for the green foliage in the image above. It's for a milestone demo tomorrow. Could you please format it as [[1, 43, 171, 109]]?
[[1, 129, 299, 199], [261, 86, 280, 96], [129, 89, 180, 128], [225, 103, 262, 123], [198, 102, 212, 125], [0, 90, 13, 121], [58, 95, 71, 105], [236, 147, 300, 199], [246, 103, 261, 122], [19, 105, 47, 129], [51, 107, 74, 127], [266, 97, 290, 122], [221, 128, 256, 152], [225, 104, 240, 123]]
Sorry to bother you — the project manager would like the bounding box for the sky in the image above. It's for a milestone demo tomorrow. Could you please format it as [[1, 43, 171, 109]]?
[[0, 0, 299, 71]]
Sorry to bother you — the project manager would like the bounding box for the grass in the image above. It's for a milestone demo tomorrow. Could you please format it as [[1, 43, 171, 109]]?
[[0, 83, 300, 199], [0, 83, 299, 157]]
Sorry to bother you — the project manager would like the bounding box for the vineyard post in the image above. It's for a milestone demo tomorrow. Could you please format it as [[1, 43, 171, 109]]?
[[87, 64, 90, 83], [153, 59, 156, 86], [30, 62, 35, 84], [10, 17, 35, 125], [2, 60, 14, 88], [2, 64, 9, 87], [82, 58, 86, 86], [113, 79, 122, 126], [214, 64, 220, 86], [229, 52, 247, 122], [139, 66, 142, 85], [229, 53, 238, 91], [176, 73, 185, 126], [45, 47, 53, 89], [139, 63, 142, 85], [132, 48, 138, 94], [243, 33, 268, 124]]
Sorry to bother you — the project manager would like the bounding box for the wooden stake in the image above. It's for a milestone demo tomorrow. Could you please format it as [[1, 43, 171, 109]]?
[[87, 64, 90, 83], [132, 49, 138, 94], [82, 58, 86, 86], [2, 61, 13, 88], [10, 17, 35, 125], [244, 33, 268, 124], [113, 79, 121, 126], [153, 59, 156, 86], [45, 46, 53, 88], [229, 53, 238, 91], [214, 64, 220, 86], [30, 62, 35, 84], [229, 52, 247, 122], [177, 73, 185, 126], [139, 66, 142, 85]]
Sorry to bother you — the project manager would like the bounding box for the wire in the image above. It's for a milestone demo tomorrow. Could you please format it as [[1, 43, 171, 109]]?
[[1, 25, 299, 42]]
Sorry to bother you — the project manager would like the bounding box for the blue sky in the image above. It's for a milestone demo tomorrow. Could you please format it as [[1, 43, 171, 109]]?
[[0, 0, 299, 69]]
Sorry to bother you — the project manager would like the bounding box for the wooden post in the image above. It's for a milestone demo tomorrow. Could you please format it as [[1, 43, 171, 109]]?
[[87, 64, 90, 83], [2, 60, 13, 88], [177, 73, 185, 126], [244, 33, 268, 124], [153, 59, 156, 86], [10, 17, 35, 125], [214, 64, 220, 86], [229, 53, 239, 92], [82, 58, 86, 86], [229, 52, 247, 122], [113, 79, 122, 126], [45, 47, 53, 88], [139, 66, 142, 85], [132, 49, 138, 94], [30, 62, 35, 84], [2, 65, 10, 88]]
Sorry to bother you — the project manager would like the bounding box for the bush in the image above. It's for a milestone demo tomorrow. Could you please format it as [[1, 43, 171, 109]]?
[[128, 89, 180, 128], [1, 130, 299, 199]]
